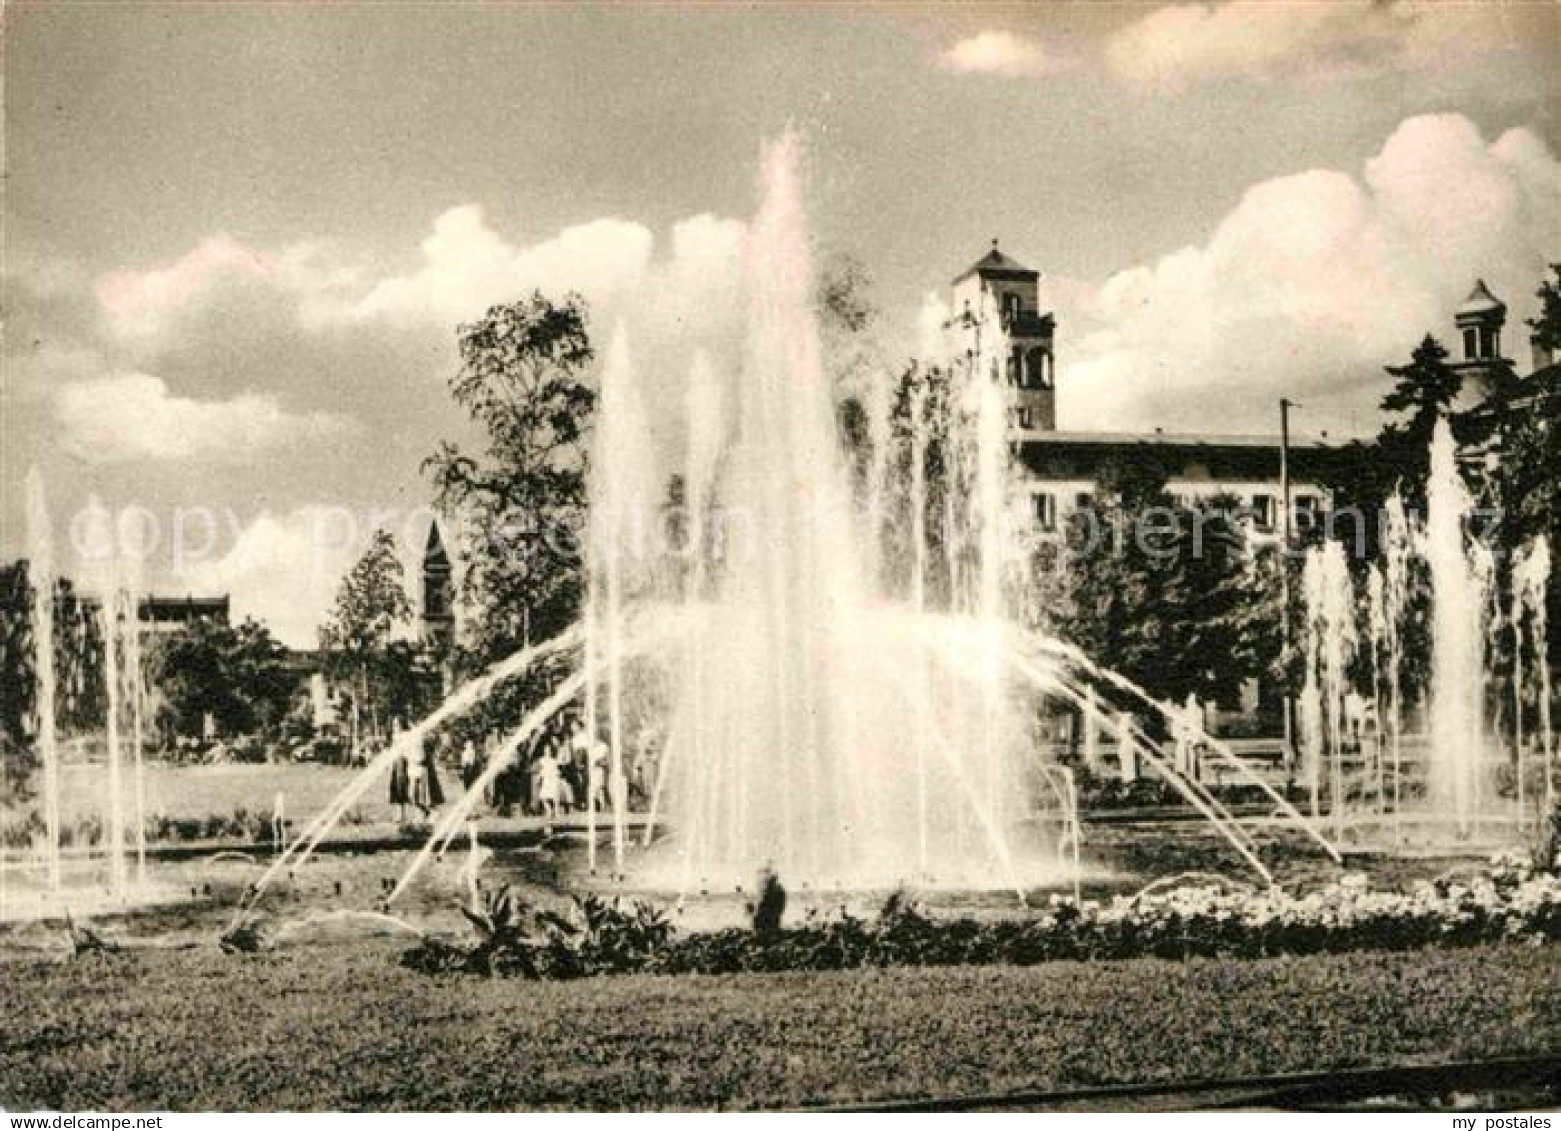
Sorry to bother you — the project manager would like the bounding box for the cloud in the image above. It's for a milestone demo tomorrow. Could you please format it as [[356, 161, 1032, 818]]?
[[96, 236, 283, 342], [1104, 1, 1502, 94], [348, 207, 659, 326], [940, 31, 1070, 78], [1058, 113, 1560, 435], [169, 506, 386, 648], [56, 207, 750, 476], [54, 372, 353, 464], [22, 205, 752, 645]]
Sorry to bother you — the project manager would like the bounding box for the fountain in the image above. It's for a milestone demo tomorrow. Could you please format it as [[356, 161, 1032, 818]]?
[[351, 132, 1337, 908], [1298, 417, 1555, 847], [24, 470, 62, 896], [9, 132, 1357, 941], [1425, 419, 1489, 831], [1515, 538, 1555, 807], [3, 490, 162, 920], [1299, 539, 1358, 831]]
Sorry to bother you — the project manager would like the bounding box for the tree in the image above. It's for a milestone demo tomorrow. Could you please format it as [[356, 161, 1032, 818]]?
[[2, 563, 107, 804], [0, 561, 39, 799], [319, 529, 414, 740], [1373, 334, 1462, 508], [146, 617, 294, 740], [1038, 464, 1269, 711], [820, 253, 895, 524], [423, 293, 595, 664], [1529, 263, 1561, 355]]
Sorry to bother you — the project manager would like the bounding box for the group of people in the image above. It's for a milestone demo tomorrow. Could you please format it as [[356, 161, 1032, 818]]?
[[384, 715, 659, 823], [384, 723, 445, 821], [490, 720, 658, 819]]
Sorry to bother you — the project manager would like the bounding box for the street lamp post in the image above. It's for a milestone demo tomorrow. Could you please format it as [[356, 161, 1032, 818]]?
[[1279, 397, 1297, 780]]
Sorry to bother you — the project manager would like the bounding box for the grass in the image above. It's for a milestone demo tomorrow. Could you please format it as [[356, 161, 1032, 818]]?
[[52, 762, 389, 826], [3, 942, 1559, 1110]]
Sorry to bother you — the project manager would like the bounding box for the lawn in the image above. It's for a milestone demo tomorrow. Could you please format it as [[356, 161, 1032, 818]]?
[[53, 761, 396, 827], [3, 942, 1559, 1110]]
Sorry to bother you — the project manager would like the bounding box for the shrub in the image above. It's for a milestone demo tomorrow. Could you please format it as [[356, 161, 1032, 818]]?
[[402, 854, 1561, 982]]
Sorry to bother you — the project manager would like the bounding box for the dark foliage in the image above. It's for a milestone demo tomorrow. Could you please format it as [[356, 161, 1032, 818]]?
[[400, 886, 674, 979], [146, 617, 295, 741], [402, 861, 1561, 984], [421, 293, 597, 749]]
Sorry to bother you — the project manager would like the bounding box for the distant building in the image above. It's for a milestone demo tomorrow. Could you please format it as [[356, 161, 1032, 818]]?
[[950, 242, 1058, 432], [947, 243, 1336, 538], [70, 592, 231, 637], [137, 595, 231, 636], [421, 520, 455, 650], [1448, 278, 1561, 437]]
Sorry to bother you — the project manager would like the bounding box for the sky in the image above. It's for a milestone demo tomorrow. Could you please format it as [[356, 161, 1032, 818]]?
[[4, 1, 1559, 645]]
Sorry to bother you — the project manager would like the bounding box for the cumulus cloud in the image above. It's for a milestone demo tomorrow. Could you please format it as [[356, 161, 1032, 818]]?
[[1059, 113, 1560, 435], [54, 372, 353, 464], [940, 31, 1070, 78], [1105, 1, 1502, 94], [97, 236, 284, 342], [169, 506, 395, 648], [29, 205, 753, 644], [348, 207, 657, 326]]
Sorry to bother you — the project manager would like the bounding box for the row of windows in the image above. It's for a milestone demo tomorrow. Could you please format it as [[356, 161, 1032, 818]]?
[[1028, 490, 1322, 534], [1005, 347, 1054, 391]]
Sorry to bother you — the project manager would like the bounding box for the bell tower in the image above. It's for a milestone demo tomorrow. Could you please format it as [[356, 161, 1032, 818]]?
[[949, 240, 1056, 434], [1451, 278, 1508, 410], [421, 520, 454, 650]]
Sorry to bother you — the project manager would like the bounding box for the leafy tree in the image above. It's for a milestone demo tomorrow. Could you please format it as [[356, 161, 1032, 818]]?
[[1529, 263, 1561, 355], [874, 360, 961, 607], [1034, 461, 1271, 711], [422, 294, 598, 749], [424, 294, 595, 663], [2, 563, 107, 803], [319, 529, 414, 739], [0, 561, 40, 797], [1373, 334, 1462, 508], [146, 617, 294, 740]]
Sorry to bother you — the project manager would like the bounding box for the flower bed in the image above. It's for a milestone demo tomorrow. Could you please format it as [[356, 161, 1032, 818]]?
[[398, 852, 1561, 980]]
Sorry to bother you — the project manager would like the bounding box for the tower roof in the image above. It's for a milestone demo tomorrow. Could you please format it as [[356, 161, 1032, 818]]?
[[953, 239, 1039, 285], [1455, 279, 1506, 320], [423, 520, 450, 570]]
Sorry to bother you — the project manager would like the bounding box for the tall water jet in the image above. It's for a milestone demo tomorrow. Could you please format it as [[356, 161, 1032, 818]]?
[[256, 130, 1346, 913], [122, 548, 149, 885], [1424, 418, 1486, 833], [1365, 564, 1387, 811], [1301, 541, 1356, 830], [590, 325, 660, 875], [907, 364, 931, 870], [639, 132, 1035, 890], [101, 573, 127, 897], [1514, 537, 1553, 807], [969, 289, 1013, 827], [23, 470, 61, 895], [1381, 495, 1413, 820]]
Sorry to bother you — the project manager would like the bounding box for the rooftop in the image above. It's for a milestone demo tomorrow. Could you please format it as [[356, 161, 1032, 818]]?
[[424, 520, 451, 569], [1017, 430, 1339, 451], [952, 240, 1039, 285], [1455, 279, 1506, 320]]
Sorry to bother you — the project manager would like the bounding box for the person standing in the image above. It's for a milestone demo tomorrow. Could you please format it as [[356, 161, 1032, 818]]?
[[460, 739, 480, 792], [388, 735, 410, 822], [405, 742, 426, 820], [536, 743, 561, 820], [591, 737, 611, 814], [421, 736, 445, 813]]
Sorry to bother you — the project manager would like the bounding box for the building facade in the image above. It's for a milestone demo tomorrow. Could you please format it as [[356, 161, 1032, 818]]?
[[948, 244, 1336, 536]]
